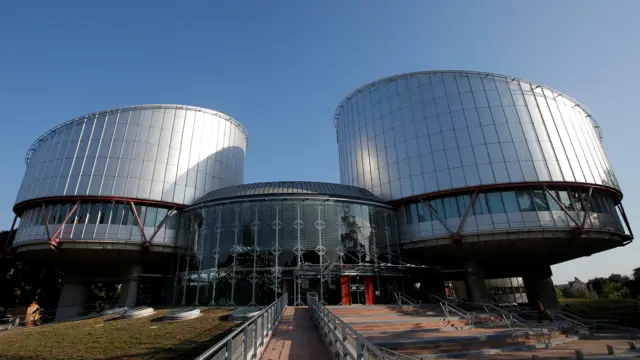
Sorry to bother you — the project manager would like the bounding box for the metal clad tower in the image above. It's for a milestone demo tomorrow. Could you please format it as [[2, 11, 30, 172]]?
[[334, 71, 632, 305], [12, 104, 247, 320]]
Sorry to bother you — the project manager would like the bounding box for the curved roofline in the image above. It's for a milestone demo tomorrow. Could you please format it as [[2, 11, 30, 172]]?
[[333, 70, 602, 142], [188, 195, 392, 210], [191, 180, 389, 206], [25, 104, 248, 166]]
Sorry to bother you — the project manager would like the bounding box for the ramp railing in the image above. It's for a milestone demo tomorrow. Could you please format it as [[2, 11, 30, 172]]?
[[307, 294, 392, 360], [195, 293, 288, 360]]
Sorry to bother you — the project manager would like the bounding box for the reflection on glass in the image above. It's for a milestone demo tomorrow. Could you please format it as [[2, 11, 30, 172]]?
[[400, 185, 623, 233]]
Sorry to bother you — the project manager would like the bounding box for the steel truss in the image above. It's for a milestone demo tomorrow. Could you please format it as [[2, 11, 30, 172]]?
[[17, 199, 179, 251], [411, 184, 633, 248]]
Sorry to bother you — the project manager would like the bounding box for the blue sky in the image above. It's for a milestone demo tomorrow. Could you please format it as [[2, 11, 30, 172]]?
[[1, 0, 638, 284]]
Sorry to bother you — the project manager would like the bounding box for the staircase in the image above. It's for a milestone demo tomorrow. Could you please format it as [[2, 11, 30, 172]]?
[[327, 302, 587, 359]]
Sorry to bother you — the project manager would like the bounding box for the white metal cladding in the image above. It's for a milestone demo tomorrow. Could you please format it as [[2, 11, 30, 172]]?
[[15, 105, 248, 206], [334, 71, 620, 201]]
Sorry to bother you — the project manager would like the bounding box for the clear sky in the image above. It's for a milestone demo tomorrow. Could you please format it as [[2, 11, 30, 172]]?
[[1, 0, 638, 284]]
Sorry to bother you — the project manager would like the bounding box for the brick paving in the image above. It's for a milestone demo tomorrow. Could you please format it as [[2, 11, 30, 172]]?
[[260, 307, 331, 360]]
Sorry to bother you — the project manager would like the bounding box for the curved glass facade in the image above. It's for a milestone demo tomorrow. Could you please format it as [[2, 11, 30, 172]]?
[[335, 71, 619, 201], [16, 104, 247, 206], [172, 197, 399, 306], [14, 201, 178, 246], [398, 186, 625, 243]]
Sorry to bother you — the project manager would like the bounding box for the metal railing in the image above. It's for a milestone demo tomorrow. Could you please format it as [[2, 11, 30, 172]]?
[[428, 294, 475, 326], [195, 293, 288, 360], [394, 292, 421, 307], [505, 312, 556, 348], [307, 293, 392, 360], [549, 310, 596, 333]]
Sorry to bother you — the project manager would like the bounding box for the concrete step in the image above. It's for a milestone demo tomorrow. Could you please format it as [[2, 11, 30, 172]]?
[[381, 330, 571, 357], [393, 338, 539, 357], [359, 325, 475, 336], [352, 320, 467, 332]]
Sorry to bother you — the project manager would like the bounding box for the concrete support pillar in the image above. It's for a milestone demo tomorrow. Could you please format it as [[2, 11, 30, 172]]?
[[55, 275, 89, 322], [465, 261, 490, 302], [523, 266, 559, 309], [118, 265, 142, 308]]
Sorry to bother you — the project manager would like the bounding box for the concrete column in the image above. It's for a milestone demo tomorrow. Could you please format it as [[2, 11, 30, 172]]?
[[465, 261, 490, 302], [55, 274, 89, 322], [118, 265, 142, 308], [523, 266, 559, 309]]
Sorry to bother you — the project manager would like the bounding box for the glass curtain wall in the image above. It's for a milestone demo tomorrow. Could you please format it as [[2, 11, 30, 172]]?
[[485, 277, 528, 304], [400, 186, 625, 242], [172, 198, 399, 306], [14, 201, 178, 245]]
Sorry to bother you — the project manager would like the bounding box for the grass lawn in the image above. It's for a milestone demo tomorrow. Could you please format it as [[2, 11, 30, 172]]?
[[0, 308, 238, 360], [559, 298, 640, 328]]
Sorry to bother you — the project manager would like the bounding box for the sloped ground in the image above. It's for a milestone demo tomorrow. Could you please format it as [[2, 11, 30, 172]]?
[[0, 308, 237, 360]]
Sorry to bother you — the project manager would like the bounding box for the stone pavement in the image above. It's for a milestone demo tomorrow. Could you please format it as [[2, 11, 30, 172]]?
[[260, 307, 331, 360]]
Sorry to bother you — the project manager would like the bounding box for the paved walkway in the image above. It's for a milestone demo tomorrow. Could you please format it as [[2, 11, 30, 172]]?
[[260, 307, 331, 360]]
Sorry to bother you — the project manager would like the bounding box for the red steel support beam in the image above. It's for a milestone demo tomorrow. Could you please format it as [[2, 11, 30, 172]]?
[[617, 202, 634, 241], [455, 191, 479, 234], [129, 201, 149, 246], [48, 201, 80, 249], [145, 207, 177, 249], [41, 203, 52, 242], [392, 181, 622, 207], [580, 187, 594, 229], [420, 199, 454, 235], [543, 187, 581, 228]]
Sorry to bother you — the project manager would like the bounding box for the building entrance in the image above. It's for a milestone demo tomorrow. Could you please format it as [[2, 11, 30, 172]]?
[[350, 276, 366, 304]]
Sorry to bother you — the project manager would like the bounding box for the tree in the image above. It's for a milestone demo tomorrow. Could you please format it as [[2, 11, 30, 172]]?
[[0, 231, 63, 313]]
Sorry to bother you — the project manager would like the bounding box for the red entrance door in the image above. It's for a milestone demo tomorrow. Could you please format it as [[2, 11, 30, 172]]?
[[364, 276, 374, 305], [340, 276, 351, 305]]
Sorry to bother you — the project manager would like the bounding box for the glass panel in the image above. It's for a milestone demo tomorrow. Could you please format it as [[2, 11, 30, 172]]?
[[99, 203, 112, 224], [473, 193, 489, 215], [443, 197, 459, 219], [88, 203, 101, 224], [457, 195, 471, 217], [502, 192, 520, 213], [486, 192, 505, 213], [570, 189, 586, 211], [407, 204, 416, 224], [431, 199, 446, 220], [144, 207, 158, 227], [417, 202, 429, 222], [111, 203, 124, 225], [558, 190, 575, 211], [166, 212, 178, 230], [516, 190, 535, 212], [76, 203, 89, 224], [546, 190, 561, 211], [531, 190, 549, 211]]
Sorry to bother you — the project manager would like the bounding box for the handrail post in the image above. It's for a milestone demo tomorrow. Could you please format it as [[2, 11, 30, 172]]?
[[253, 314, 259, 353], [226, 335, 234, 359], [356, 338, 364, 360], [242, 326, 250, 360]]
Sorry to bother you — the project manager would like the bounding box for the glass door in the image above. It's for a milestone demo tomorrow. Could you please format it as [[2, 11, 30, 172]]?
[[350, 276, 366, 305]]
